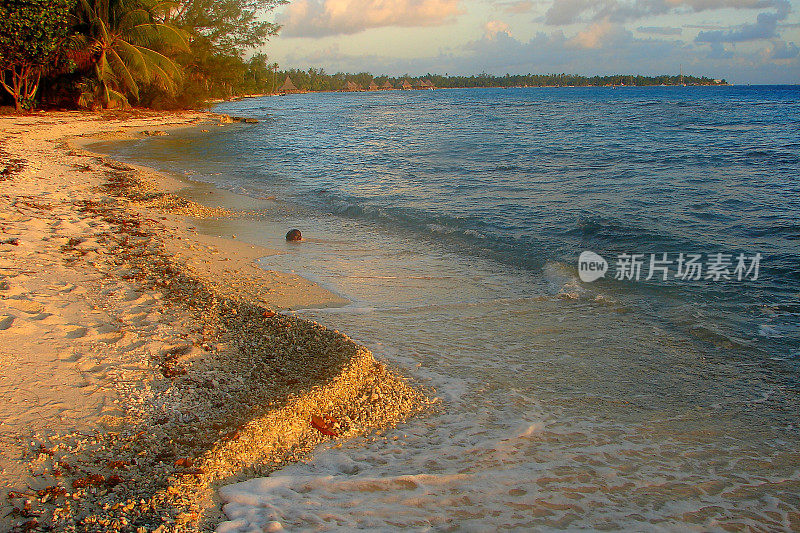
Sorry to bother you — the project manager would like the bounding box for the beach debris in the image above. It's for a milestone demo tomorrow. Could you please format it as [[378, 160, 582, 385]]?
[[178, 468, 205, 476], [16, 518, 39, 531], [311, 415, 338, 437], [285, 229, 302, 242], [72, 474, 105, 489], [102, 160, 135, 172], [218, 114, 259, 124], [157, 344, 190, 377], [174, 458, 193, 468], [37, 486, 67, 502], [35, 444, 55, 456], [0, 162, 25, 180], [263, 310, 276, 318], [56, 461, 74, 473], [1, 238, 20, 245], [141, 130, 168, 136]]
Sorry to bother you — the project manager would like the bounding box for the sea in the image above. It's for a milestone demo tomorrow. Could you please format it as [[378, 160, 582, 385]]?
[[100, 86, 800, 531]]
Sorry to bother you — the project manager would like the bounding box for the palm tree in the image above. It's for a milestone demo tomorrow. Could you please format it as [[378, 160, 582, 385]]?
[[74, 0, 189, 108]]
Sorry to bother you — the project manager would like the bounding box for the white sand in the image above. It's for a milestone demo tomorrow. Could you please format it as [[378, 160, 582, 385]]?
[[0, 111, 352, 529]]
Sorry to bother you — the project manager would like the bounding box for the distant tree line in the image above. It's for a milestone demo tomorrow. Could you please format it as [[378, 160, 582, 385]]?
[[273, 69, 727, 92]]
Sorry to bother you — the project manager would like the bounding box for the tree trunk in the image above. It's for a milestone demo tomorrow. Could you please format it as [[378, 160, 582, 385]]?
[[1, 64, 39, 112], [0, 70, 21, 111]]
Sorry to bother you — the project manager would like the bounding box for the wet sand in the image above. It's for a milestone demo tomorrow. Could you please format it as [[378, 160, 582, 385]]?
[[0, 111, 427, 531]]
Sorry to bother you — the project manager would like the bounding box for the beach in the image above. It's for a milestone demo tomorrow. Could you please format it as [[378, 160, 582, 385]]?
[[0, 110, 427, 532]]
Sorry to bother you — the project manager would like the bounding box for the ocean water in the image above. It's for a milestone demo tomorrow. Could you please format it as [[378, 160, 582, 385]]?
[[104, 86, 800, 531]]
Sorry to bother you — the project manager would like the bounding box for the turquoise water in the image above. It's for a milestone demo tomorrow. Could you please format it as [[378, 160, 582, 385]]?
[[105, 86, 800, 531]]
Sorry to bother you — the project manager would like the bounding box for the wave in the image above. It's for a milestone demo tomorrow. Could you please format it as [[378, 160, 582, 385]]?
[[301, 188, 556, 272]]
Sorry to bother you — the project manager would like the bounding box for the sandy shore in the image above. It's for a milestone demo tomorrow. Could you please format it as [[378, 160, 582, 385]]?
[[0, 110, 427, 532]]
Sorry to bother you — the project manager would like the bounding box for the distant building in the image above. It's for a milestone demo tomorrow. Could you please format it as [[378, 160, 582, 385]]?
[[413, 78, 435, 90], [401, 79, 412, 90], [368, 81, 379, 91], [277, 76, 298, 93], [381, 80, 394, 90], [344, 80, 362, 91]]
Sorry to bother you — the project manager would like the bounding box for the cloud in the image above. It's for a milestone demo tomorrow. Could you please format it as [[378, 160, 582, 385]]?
[[277, 0, 462, 37], [543, 0, 783, 25], [455, 27, 683, 74], [485, 20, 512, 39], [706, 41, 734, 58], [544, 0, 602, 25], [769, 40, 799, 59], [695, 0, 790, 42], [637, 26, 683, 35], [496, 0, 535, 13], [568, 19, 615, 48]]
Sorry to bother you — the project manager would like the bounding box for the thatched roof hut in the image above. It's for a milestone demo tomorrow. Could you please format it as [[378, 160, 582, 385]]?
[[413, 78, 435, 90], [278, 76, 298, 93], [401, 79, 412, 90], [381, 80, 394, 90], [344, 80, 362, 91], [368, 81, 379, 90]]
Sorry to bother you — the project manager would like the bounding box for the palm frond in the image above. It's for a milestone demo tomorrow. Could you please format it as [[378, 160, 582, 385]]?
[[107, 47, 140, 100], [75, 0, 186, 108], [104, 87, 130, 109], [128, 23, 189, 51], [137, 46, 183, 92]]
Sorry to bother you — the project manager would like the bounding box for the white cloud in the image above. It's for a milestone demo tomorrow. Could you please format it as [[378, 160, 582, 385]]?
[[568, 19, 614, 48], [485, 20, 513, 39], [277, 0, 462, 37]]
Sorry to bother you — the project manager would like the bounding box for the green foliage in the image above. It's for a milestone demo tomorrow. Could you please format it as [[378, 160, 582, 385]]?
[[73, 0, 189, 109], [138, 0, 287, 108], [0, 0, 73, 111], [167, 0, 286, 56]]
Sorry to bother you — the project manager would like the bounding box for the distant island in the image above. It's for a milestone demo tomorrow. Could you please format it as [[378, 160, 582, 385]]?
[[264, 69, 728, 94]]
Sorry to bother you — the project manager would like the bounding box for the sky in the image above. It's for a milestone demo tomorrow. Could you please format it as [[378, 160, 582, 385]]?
[[255, 0, 800, 83]]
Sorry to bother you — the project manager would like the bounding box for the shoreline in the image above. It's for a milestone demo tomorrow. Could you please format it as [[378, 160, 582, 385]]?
[[0, 110, 428, 531]]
